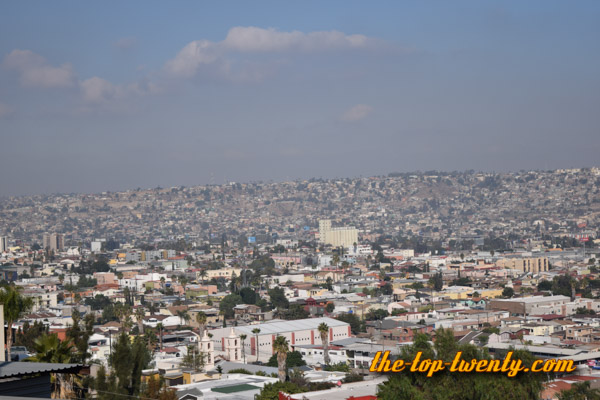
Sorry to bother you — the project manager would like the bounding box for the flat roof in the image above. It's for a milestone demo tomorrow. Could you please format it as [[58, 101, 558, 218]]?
[[233, 317, 348, 336]]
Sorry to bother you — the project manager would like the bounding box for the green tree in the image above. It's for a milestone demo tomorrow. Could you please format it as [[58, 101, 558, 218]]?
[[255, 382, 307, 400], [558, 381, 600, 400], [538, 280, 553, 291], [267, 350, 306, 369], [502, 287, 515, 298], [318, 322, 330, 365], [181, 345, 205, 372], [336, 313, 363, 334], [219, 294, 243, 319], [15, 321, 48, 352], [26, 333, 76, 399], [252, 328, 261, 362], [376, 328, 549, 400], [552, 275, 575, 297], [267, 287, 289, 309], [0, 285, 33, 361], [196, 311, 207, 335], [141, 374, 178, 400], [429, 272, 444, 291], [239, 287, 257, 304], [67, 309, 94, 363], [240, 334, 247, 363], [325, 302, 335, 313], [109, 332, 151, 397], [273, 335, 289, 383]]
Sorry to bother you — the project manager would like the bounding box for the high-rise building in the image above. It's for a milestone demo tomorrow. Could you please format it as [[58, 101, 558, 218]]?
[[43, 233, 64, 252], [318, 219, 358, 249], [0, 236, 8, 253]]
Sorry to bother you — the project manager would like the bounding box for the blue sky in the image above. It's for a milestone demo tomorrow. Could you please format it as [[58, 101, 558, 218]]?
[[1, 1, 599, 195]]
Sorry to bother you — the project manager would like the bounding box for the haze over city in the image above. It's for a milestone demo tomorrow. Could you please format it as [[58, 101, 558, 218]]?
[[1, 1, 599, 196]]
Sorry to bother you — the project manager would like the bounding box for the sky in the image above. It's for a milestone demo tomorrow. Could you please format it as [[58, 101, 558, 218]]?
[[1, 1, 599, 196]]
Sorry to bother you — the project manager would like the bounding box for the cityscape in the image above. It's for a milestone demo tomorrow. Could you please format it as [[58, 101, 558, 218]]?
[[2, 2, 600, 400]]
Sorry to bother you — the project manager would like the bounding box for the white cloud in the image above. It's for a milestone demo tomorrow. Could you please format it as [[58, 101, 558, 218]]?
[[3, 49, 76, 88], [80, 76, 159, 104], [165, 26, 373, 78], [164, 40, 219, 78], [0, 103, 15, 118], [80, 77, 116, 103], [114, 36, 137, 50], [340, 104, 373, 122], [223, 26, 369, 52]]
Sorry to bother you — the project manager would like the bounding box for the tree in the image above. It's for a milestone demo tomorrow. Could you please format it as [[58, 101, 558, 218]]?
[[552, 275, 575, 297], [240, 334, 247, 363], [502, 287, 515, 298], [67, 310, 94, 363], [366, 308, 389, 321], [376, 328, 549, 400], [176, 309, 190, 326], [318, 322, 330, 365], [181, 345, 205, 372], [196, 311, 207, 335], [538, 280, 553, 291], [240, 287, 257, 304], [0, 285, 33, 361], [255, 382, 307, 400], [27, 333, 76, 399], [267, 350, 306, 369], [336, 313, 363, 334], [273, 335, 289, 383], [109, 332, 151, 397], [141, 375, 178, 400], [219, 294, 243, 319], [429, 272, 444, 291], [135, 307, 145, 335], [558, 381, 600, 400], [325, 303, 335, 313], [252, 328, 261, 362], [267, 287, 289, 309], [15, 321, 48, 351], [157, 323, 164, 350]]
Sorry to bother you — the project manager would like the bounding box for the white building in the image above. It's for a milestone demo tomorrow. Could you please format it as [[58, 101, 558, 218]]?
[[208, 317, 351, 362], [318, 220, 358, 249]]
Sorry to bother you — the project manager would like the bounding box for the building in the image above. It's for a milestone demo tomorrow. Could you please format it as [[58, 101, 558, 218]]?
[[318, 219, 358, 249], [495, 256, 549, 274], [0, 236, 8, 253], [209, 317, 351, 362], [489, 295, 571, 316], [42, 233, 64, 252]]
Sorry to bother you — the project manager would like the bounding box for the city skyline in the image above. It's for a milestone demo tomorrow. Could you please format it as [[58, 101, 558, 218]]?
[[2, 1, 599, 196]]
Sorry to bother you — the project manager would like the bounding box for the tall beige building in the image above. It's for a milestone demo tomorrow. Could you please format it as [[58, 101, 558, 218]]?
[[496, 256, 549, 274], [318, 219, 358, 249], [43, 233, 64, 251]]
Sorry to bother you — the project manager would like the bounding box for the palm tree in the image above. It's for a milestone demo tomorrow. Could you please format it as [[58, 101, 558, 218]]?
[[318, 322, 330, 365], [273, 335, 289, 383], [196, 311, 207, 335], [27, 333, 76, 398], [252, 328, 261, 362], [199, 269, 207, 284], [0, 285, 33, 361], [28, 332, 75, 363], [239, 334, 247, 363], [157, 323, 164, 350], [135, 307, 145, 335], [177, 310, 189, 327]]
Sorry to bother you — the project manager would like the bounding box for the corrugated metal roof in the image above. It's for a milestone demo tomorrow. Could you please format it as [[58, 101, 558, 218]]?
[[0, 362, 83, 378]]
